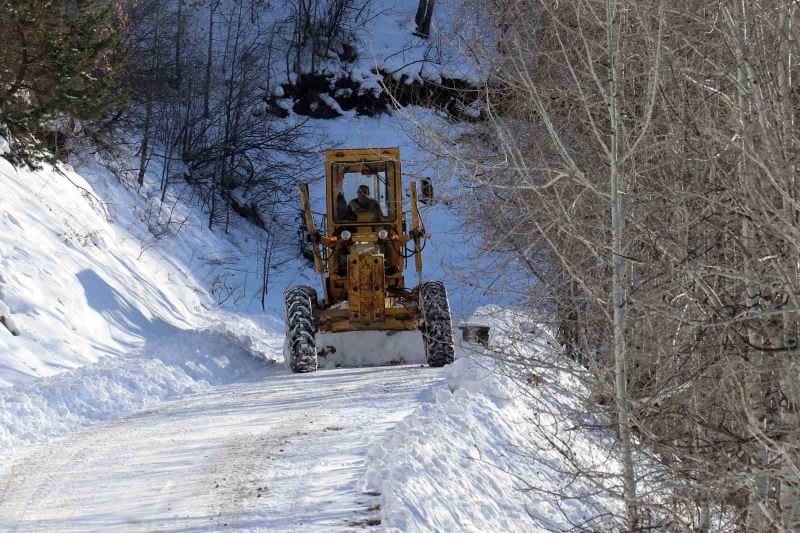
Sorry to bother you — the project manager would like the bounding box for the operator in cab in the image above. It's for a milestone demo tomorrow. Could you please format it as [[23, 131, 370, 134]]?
[[348, 184, 383, 220]]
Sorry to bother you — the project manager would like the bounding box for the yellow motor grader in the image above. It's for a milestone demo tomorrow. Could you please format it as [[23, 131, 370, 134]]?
[[284, 147, 455, 373]]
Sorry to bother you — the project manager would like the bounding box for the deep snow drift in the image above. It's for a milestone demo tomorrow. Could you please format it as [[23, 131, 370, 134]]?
[[0, 316, 283, 455]]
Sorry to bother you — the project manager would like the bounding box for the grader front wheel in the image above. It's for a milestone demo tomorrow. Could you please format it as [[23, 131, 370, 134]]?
[[284, 286, 318, 373], [420, 281, 455, 367]]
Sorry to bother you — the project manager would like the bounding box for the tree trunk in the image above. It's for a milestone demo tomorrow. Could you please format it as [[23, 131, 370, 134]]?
[[203, 0, 218, 121], [0, 21, 30, 111], [138, 3, 161, 188], [777, 6, 800, 529], [261, 212, 275, 310], [724, 4, 770, 527], [137, 99, 152, 187], [175, 0, 184, 91], [414, 0, 435, 38], [607, 1, 638, 528]]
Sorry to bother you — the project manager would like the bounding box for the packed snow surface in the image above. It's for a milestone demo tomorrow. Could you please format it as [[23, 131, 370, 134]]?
[[0, 365, 441, 531], [1, 304, 622, 532]]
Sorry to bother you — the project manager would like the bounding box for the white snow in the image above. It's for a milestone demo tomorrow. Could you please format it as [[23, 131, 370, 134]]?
[[0, 142, 293, 388], [0, 135, 9, 155], [0, 365, 443, 532], [276, 97, 294, 111], [319, 93, 345, 116], [0, 317, 283, 455], [361, 0, 481, 85], [0, 156, 200, 387], [1, 306, 624, 532], [335, 88, 353, 99], [363, 309, 624, 532]]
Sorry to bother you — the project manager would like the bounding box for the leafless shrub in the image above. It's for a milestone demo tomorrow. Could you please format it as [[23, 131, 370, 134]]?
[[414, 0, 800, 530]]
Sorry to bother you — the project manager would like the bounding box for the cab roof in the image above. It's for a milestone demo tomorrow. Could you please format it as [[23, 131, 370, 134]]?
[[325, 147, 400, 162]]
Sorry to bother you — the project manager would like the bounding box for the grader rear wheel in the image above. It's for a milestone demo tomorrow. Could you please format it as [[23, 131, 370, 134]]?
[[284, 286, 318, 373], [420, 281, 455, 367]]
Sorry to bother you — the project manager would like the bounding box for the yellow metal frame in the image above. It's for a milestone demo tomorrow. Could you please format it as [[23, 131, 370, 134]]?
[[347, 253, 385, 323], [300, 147, 425, 333], [324, 147, 402, 234], [300, 183, 324, 274], [316, 307, 419, 333]]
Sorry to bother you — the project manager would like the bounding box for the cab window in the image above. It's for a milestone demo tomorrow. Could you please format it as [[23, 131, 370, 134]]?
[[332, 161, 397, 223]]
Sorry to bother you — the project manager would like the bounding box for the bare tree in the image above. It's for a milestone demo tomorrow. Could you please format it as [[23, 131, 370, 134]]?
[[411, 0, 800, 529], [283, 0, 371, 76]]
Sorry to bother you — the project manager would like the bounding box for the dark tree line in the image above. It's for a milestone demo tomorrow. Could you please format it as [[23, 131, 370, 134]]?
[[0, 0, 127, 165], [122, 0, 315, 234]]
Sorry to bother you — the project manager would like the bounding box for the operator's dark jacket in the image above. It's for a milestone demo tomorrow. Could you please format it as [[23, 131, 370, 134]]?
[[347, 197, 383, 218]]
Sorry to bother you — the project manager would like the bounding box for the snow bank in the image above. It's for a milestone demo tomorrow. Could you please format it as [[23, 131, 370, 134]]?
[[0, 156, 200, 386], [0, 317, 283, 456], [363, 309, 624, 532], [0, 145, 289, 452], [0, 139, 293, 387], [0, 355, 207, 453]]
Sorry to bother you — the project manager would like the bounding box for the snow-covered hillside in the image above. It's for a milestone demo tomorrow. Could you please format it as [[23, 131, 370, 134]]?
[[0, 149, 281, 388]]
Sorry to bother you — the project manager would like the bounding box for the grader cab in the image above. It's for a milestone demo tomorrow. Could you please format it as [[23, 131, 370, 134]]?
[[284, 147, 455, 373]]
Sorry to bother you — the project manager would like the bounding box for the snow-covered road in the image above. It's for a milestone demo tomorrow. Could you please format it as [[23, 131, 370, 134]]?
[[0, 365, 441, 532]]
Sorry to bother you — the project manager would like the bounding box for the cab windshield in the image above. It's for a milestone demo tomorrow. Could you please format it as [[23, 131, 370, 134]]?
[[332, 161, 398, 223]]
